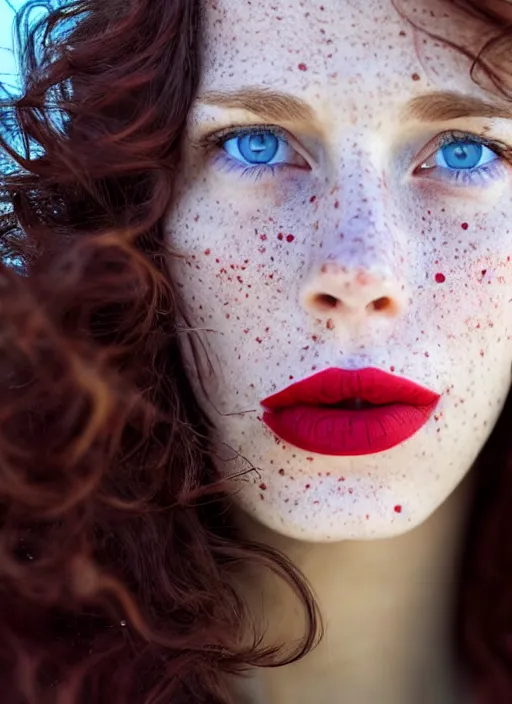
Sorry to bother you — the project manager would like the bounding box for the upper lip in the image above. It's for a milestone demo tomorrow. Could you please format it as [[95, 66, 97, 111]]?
[[261, 367, 440, 410]]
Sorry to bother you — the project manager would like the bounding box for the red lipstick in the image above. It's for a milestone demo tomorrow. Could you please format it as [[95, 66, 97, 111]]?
[[261, 367, 440, 456]]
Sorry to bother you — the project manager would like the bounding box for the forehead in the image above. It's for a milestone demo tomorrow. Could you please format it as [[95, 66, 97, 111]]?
[[200, 0, 489, 106]]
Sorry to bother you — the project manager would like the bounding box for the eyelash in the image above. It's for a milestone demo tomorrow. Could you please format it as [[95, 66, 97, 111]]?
[[199, 125, 511, 186]]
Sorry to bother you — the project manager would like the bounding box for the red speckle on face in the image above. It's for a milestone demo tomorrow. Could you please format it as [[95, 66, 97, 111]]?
[[461, 222, 469, 230], [260, 494, 265, 501], [286, 234, 295, 242], [326, 318, 334, 330], [310, 195, 317, 203], [334, 200, 340, 209], [256, 337, 263, 344], [204, 249, 211, 255], [481, 269, 487, 278], [277, 232, 284, 240], [435, 273, 446, 283], [394, 505, 402, 514], [260, 233, 267, 241], [305, 484, 311, 490], [298, 62, 308, 71], [278, 468, 285, 476], [259, 483, 267, 491], [411, 72, 420, 81], [289, 375, 294, 380], [390, 365, 395, 372]]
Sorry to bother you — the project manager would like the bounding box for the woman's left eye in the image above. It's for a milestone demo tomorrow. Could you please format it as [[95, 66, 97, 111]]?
[[416, 133, 508, 185], [213, 127, 308, 179]]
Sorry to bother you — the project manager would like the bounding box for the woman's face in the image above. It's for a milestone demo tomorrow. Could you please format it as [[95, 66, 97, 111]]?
[[165, 0, 512, 541]]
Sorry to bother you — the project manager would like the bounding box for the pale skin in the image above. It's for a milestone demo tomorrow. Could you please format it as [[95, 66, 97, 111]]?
[[165, 0, 512, 701]]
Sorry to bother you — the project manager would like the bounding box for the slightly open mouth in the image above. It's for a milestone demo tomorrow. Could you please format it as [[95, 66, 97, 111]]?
[[332, 397, 378, 410]]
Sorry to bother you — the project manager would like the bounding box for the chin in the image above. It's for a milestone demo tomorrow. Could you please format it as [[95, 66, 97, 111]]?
[[236, 493, 438, 544]]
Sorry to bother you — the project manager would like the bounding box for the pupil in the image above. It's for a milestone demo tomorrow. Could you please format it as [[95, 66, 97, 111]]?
[[239, 133, 279, 164], [442, 142, 482, 170]]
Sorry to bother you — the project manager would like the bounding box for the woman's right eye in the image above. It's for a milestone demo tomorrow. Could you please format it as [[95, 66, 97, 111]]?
[[212, 126, 309, 180]]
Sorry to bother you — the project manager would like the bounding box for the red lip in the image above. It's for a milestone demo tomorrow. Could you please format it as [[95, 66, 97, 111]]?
[[261, 367, 441, 456]]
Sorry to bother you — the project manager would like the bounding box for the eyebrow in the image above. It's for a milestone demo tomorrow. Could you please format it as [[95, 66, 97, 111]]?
[[198, 87, 315, 122], [404, 91, 512, 121], [198, 87, 512, 124]]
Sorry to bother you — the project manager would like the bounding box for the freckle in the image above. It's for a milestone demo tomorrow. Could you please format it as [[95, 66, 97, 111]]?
[[259, 494, 265, 501], [277, 233, 284, 240], [411, 72, 420, 81], [286, 234, 295, 242], [480, 349, 485, 357], [306, 457, 314, 462], [424, 351, 429, 358], [366, 514, 370, 520], [298, 62, 308, 71], [310, 195, 317, 203], [461, 222, 469, 230], [394, 505, 402, 514], [435, 273, 446, 283], [326, 318, 334, 330], [334, 200, 340, 209]]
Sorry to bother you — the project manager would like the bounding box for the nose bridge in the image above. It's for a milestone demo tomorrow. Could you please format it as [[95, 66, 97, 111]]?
[[300, 134, 407, 330], [326, 139, 402, 281]]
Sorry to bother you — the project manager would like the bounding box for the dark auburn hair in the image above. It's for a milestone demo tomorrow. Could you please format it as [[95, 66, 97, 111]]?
[[0, 0, 512, 702]]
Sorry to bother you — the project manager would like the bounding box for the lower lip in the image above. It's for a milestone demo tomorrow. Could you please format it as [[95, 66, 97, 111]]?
[[262, 402, 438, 456]]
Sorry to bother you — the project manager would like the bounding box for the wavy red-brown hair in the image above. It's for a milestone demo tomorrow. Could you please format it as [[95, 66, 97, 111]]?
[[1, 0, 512, 702]]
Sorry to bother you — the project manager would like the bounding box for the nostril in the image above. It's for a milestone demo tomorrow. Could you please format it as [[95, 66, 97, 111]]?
[[314, 293, 340, 311], [370, 296, 393, 312]]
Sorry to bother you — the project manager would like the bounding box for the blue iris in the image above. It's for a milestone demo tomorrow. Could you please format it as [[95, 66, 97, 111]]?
[[440, 142, 483, 170], [237, 132, 279, 164]]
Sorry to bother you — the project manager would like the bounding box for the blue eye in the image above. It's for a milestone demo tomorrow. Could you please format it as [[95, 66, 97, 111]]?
[[436, 141, 497, 170], [419, 134, 507, 186], [229, 132, 280, 164], [215, 127, 308, 179]]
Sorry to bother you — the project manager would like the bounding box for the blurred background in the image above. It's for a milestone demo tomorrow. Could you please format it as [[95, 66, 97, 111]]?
[[1, 1, 26, 95]]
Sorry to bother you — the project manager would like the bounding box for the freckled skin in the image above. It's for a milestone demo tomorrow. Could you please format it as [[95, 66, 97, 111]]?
[[165, 0, 512, 542]]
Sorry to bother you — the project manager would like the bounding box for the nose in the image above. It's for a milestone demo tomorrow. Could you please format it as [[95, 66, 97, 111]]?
[[300, 260, 405, 328]]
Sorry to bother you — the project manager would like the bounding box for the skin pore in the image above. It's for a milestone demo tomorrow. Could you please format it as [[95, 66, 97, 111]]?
[[165, 0, 512, 702]]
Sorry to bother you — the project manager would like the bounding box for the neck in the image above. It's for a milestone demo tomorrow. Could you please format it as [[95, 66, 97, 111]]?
[[233, 470, 477, 704]]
